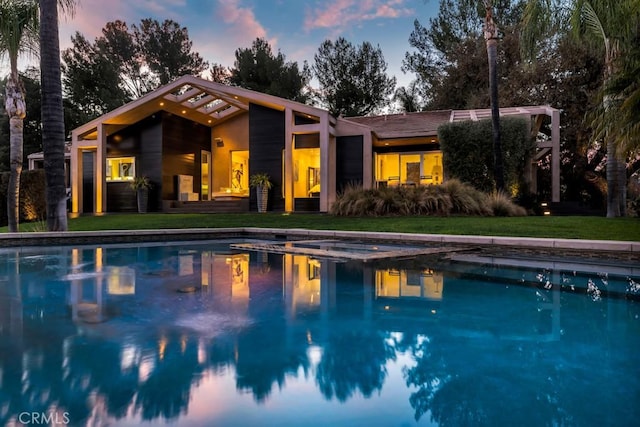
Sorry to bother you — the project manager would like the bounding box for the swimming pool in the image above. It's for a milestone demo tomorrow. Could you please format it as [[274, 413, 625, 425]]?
[[0, 239, 638, 426]]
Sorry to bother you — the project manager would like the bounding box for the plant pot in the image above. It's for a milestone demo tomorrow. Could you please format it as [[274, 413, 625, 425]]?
[[137, 188, 149, 213], [256, 185, 268, 213]]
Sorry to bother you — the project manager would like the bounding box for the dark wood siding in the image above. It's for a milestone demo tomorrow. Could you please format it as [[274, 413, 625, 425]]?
[[249, 103, 285, 211], [162, 113, 212, 201], [106, 114, 162, 212], [107, 182, 136, 212], [373, 144, 439, 154], [336, 135, 363, 192], [82, 151, 94, 213], [294, 198, 320, 212], [294, 133, 319, 148]]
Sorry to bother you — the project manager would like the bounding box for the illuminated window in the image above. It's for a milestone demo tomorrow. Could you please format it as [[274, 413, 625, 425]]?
[[230, 150, 249, 195], [292, 147, 320, 198], [375, 151, 443, 186], [107, 157, 135, 181]]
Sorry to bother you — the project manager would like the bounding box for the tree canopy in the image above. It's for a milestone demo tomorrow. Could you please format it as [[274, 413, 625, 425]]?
[[62, 18, 207, 121], [313, 37, 396, 117], [229, 37, 310, 103]]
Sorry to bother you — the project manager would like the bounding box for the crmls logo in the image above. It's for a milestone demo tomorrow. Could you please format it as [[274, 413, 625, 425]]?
[[18, 412, 70, 425]]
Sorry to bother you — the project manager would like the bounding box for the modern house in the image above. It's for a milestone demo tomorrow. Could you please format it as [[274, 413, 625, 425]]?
[[69, 75, 560, 214]]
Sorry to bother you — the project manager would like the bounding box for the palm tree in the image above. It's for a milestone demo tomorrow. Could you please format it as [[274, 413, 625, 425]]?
[[522, 0, 639, 217], [0, 0, 39, 232], [39, 0, 74, 231], [483, 0, 505, 191]]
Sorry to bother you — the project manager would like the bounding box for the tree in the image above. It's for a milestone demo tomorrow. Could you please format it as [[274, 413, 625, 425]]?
[[229, 38, 310, 102], [62, 31, 131, 123], [209, 62, 231, 85], [0, 68, 43, 172], [0, 0, 38, 232], [133, 18, 208, 87], [522, 0, 640, 217], [313, 37, 396, 117], [39, 0, 75, 231], [403, 0, 525, 109], [62, 18, 207, 115], [394, 81, 423, 113], [483, 0, 505, 191]]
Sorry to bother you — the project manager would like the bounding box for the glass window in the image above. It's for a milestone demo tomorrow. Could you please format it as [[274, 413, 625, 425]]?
[[375, 151, 443, 186], [230, 150, 249, 195], [292, 147, 320, 198], [106, 157, 135, 181]]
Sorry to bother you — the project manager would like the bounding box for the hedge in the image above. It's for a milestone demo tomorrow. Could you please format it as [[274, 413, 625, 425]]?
[[437, 117, 535, 194], [0, 169, 47, 227]]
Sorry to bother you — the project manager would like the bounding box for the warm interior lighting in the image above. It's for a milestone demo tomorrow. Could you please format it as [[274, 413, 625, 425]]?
[[106, 157, 135, 181], [159, 102, 164, 106], [181, 109, 187, 114]]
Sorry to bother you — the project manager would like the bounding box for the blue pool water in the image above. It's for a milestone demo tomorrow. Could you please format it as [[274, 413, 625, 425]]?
[[0, 240, 639, 426]]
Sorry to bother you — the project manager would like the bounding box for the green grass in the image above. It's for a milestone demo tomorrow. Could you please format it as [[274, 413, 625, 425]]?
[[7, 213, 639, 241]]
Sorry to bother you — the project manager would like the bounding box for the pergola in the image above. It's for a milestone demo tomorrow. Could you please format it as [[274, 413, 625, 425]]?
[[450, 105, 561, 202]]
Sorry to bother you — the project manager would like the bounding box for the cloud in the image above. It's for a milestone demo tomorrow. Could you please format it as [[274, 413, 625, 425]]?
[[304, 0, 413, 32], [217, 0, 268, 41], [203, 0, 278, 67]]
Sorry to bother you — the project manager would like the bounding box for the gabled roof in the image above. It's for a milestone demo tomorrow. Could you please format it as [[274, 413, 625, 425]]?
[[344, 105, 560, 140], [344, 110, 452, 139], [72, 75, 331, 139]]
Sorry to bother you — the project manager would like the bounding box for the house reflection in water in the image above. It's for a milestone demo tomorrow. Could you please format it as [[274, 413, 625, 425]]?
[[201, 252, 250, 310], [2, 242, 634, 427], [375, 268, 443, 301], [199, 252, 446, 314], [68, 248, 136, 323]]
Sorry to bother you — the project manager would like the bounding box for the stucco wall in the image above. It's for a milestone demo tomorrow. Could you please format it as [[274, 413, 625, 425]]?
[[211, 114, 249, 193]]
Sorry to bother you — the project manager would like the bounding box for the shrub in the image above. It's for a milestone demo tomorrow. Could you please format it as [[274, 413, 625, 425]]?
[[438, 117, 535, 195], [488, 191, 527, 217], [331, 181, 526, 217], [0, 169, 47, 227], [440, 179, 492, 215]]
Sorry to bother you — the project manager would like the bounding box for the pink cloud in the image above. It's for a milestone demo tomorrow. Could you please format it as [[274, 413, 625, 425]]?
[[206, 0, 278, 67], [304, 0, 413, 32], [217, 0, 268, 41]]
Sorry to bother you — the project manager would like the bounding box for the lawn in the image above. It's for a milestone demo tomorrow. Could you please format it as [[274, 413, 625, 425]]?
[[8, 213, 640, 242]]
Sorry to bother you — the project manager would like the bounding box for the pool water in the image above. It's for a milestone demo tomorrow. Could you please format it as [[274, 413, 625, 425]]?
[[0, 240, 638, 426]]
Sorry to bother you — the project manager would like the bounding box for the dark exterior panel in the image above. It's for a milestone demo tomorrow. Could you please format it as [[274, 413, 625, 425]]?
[[373, 144, 440, 154], [82, 151, 94, 213], [294, 198, 320, 212], [107, 182, 136, 212], [294, 133, 320, 148], [162, 113, 212, 203], [106, 114, 162, 212], [249, 103, 285, 211], [336, 135, 363, 193]]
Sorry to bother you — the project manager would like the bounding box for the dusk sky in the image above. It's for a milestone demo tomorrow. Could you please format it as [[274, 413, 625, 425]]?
[[52, 0, 440, 89]]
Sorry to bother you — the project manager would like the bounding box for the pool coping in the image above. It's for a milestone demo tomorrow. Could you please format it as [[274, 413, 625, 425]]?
[[0, 227, 638, 254]]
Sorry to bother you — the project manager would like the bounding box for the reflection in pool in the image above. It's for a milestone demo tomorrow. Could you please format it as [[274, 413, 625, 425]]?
[[0, 240, 638, 426]]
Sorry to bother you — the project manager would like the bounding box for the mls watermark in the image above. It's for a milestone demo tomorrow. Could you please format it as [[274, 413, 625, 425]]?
[[17, 412, 70, 425]]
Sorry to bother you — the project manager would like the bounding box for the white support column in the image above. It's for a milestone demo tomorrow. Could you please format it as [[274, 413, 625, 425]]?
[[70, 134, 81, 214], [362, 131, 373, 189], [319, 113, 330, 212], [327, 135, 337, 209], [96, 124, 107, 213], [284, 108, 294, 212], [551, 109, 560, 202]]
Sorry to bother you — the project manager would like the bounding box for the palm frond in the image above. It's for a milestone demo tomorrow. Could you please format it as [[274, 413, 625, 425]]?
[[0, 0, 39, 73]]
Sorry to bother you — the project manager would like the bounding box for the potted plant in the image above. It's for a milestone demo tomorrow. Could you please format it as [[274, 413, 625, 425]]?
[[130, 176, 152, 213], [249, 173, 272, 213]]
